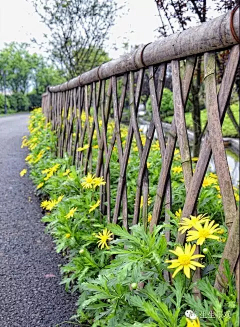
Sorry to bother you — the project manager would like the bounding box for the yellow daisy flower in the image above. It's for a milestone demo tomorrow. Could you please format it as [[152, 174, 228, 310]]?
[[178, 214, 209, 234], [152, 142, 160, 151], [65, 207, 77, 219], [175, 208, 182, 221], [93, 177, 106, 188], [214, 185, 220, 192], [40, 199, 58, 211], [186, 220, 220, 245], [96, 228, 113, 250], [65, 233, 71, 239], [57, 195, 64, 204], [25, 154, 32, 162], [20, 169, 27, 177], [77, 144, 89, 152], [63, 169, 70, 176], [172, 166, 182, 174], [147, 214, 152, 223], [202, 176, 217, 187], [166, 243, 205, 279], [89, 200, 101, 213], [81, 173, 95, 189], [37, 182, 44, 189], [192, 157, 199, 162]]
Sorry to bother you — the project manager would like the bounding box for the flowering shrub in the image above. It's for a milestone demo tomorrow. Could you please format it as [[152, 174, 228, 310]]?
[[20, 108, 239, 326]]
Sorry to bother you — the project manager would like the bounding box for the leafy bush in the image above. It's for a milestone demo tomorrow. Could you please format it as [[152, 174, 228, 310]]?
[[0, 93, 10, 113], [20, 108, 239, 326], [7, 92, 30, 111], [27, 92, 42, 110], [164, 103, 239, 138]]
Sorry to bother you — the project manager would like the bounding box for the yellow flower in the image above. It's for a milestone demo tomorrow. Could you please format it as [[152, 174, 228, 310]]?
[[89, 200, 101, 213], [25, 154, 32, 162], [65, 207, 77, 219], [175, 209, 182, 220], [166, 243, 205, 279], [37, 182, 44, 189], [186, 220, 220, 245], [57, 195, 64, 204], [96, 228, 113, 249], [65, 233, 71, 239], [178, 214, 209, 234], [214, 185, 220, 192], [152, 142, 160, 151], [202, 176, 217, 187], [235, 193, 239, 202], [209, 172, 218, 179], [140, 196, 151, 208], [20, 169, 27, 177], [172, 166, 182, 174], [174, 149, 180, 155], [192, 157, 199, 162], [40, 195, 63, 211], [93, 145, 99, 149], [148, 214, 152, 223], [63, 169, 70, 176], [93, 176, 106, 188], [217, 227, 225, 235], [44, 171, 54, 181], [81, 173, 95, 189], [147, 162, 151, 168], [21, 138, 28, 148], [77, 144, 89, 152], [51, 164, 60, 173], [220, 237, 226, 243], [41, 199, 58, 211], [34, 150, 45, 163]]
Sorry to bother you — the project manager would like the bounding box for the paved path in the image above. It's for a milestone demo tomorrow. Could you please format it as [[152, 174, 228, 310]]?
[[0, 114, 77, 327]]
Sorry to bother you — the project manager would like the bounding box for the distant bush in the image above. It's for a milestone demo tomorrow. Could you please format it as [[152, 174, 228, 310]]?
[[146, 88, 173, 116], [27, 93, 42, 110], [7, 93, 30, 112], [0, 93, 10, 114]]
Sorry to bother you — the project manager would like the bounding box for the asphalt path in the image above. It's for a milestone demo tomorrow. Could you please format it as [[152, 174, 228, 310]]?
[[0, 113, 77, 327]]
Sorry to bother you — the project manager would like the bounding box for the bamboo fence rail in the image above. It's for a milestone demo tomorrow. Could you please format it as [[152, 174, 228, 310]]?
[[42, 8, 240, 297]]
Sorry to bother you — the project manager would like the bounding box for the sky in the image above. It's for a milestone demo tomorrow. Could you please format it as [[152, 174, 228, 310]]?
[[0, 0, 161, 59]]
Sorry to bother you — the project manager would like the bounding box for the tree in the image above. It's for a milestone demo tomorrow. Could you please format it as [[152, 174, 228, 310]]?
[[0, 43, 34, 94], [154, 0, 237, 156], [32, 0, 120, 78], [0, 42, 65, 110]]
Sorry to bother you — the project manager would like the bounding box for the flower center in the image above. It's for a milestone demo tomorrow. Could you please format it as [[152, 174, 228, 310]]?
[[199, 229, 210, 238], [179, 254, 191, 266]]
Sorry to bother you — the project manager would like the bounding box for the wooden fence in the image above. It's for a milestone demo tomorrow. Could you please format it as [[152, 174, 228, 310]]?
[[42, 8, 240, 296]]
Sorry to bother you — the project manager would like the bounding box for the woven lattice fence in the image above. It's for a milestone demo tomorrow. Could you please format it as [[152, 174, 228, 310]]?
[[42, 8, 240, 296]]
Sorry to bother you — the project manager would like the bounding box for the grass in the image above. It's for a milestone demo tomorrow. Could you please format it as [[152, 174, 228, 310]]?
[[0, 109, 21, 117], [164, 103, 239, 138]]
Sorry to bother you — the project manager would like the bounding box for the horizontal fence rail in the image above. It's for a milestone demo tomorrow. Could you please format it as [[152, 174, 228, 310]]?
[[42, 8, 240, 297]]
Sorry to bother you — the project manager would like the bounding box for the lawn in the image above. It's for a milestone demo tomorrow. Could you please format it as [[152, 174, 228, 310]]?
[[164, 103, 239, 137]]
